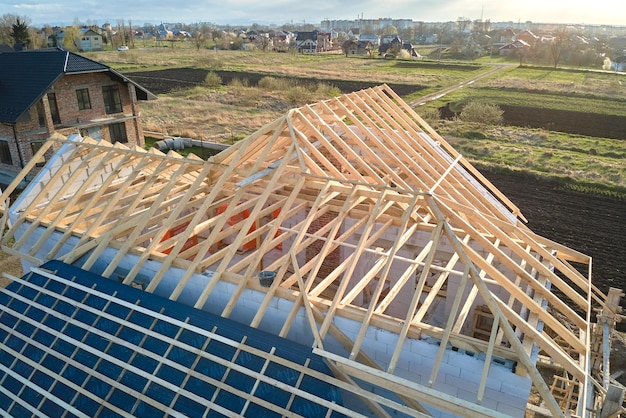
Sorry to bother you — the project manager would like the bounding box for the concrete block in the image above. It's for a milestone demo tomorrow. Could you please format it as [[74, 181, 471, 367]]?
[[457, 387, 479, 403], [435, 362, 461, 379], [496, 402, 525, 417], [432, 379, 458, 398], [444, 373, 479, 394], [500, 379, 532, 400], [483, 389, 527, 411], [447, 350, 482, 368]]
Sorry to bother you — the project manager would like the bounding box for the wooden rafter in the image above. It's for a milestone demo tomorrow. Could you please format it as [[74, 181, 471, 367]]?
[[0, 85, 611, 418]]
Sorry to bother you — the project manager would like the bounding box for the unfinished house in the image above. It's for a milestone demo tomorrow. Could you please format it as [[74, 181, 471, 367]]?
[[0, 85, 623, 417], [0, 48, 155, 173]]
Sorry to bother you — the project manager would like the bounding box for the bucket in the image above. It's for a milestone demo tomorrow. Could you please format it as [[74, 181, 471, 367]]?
[[258, 271, 276, 287]]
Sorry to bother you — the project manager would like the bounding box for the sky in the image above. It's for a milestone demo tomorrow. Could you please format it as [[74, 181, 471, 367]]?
[[2, 0, 625, 28]]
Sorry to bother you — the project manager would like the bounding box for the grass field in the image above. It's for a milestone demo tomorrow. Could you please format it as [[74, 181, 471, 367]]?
[[87, 48, 626, 192]]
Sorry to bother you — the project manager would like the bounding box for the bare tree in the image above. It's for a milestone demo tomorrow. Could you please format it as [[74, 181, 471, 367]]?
[[128, 20, 134, 48], [550, 27, 567, 68], [193, 30, 204, 50], [456, 17, 471, 32]]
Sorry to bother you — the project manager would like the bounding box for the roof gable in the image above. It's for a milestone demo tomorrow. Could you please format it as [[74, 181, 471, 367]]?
[[0, 48, 155, 123]]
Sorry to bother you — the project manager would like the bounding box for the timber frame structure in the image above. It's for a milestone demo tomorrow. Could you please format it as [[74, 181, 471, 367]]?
[[0, 85, 623, 417]]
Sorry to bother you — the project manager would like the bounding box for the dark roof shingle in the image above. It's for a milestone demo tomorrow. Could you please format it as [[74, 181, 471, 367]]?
[[0, 48, 155, 123]]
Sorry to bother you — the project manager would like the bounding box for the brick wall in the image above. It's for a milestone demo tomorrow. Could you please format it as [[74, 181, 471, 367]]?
[[1, 72, 145, 172]]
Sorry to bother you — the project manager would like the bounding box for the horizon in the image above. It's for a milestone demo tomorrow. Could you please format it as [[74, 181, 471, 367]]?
[[8, 0, 624, 29]]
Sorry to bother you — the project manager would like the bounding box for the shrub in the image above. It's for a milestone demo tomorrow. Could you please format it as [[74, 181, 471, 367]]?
[[258, 76, 279, 90], [458, 101, 504, 125], [284, 86, 312, 105], [418, 107, 441, 127], [230, 78, 249, 89], [315, 82, 340, 98], [204, 72, 222, 88]]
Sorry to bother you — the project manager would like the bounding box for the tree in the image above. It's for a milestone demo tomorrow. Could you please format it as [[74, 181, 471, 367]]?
[[456, 17, 471, 32], [10, 18, 30, 47], [550, 28, 567, 68], [382, 25, 398, 36], [0, 14, 30, 45], [63, 25, 81, 51], [193, 30, 204, 50]]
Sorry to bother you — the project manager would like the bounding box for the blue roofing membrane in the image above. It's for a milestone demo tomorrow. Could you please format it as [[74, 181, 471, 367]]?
[[0, 260, 344, 417]]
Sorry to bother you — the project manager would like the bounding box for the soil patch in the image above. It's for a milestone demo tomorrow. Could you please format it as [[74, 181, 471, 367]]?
[[440, 103, 626, 140], [126, 68, 425, 96], [483, 169, 626, 325], [394, 62, 482, 71], [500, 105, 626, 140]]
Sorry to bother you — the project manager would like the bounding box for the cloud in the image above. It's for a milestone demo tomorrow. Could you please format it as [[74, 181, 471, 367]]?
[[11, 0, 621, 27]]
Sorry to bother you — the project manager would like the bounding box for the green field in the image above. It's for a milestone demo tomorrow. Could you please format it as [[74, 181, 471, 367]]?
[[89, 48, 626, 192]]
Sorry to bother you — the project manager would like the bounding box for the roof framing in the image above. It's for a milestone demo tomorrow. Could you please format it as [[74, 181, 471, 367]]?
[[0, 85, 614, 417]]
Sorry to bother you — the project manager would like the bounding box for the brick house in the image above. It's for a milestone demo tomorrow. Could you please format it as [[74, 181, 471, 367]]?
[[0, 47, 156, 173]]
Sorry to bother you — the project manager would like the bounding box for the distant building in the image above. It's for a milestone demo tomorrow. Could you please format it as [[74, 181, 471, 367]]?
[[78, 28, 104, 52]]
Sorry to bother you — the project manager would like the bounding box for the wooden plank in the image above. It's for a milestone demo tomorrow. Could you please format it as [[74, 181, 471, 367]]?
[[6, 142, 101, 249], [210, 147, 296, 316], [62, 153, 172, 266], [81, 155, 183, 271], [358, 88, 496, 217], [424, 195, 565, 417], [461, 240, 586, 352], [114, 161, 212, 282], [387, 222, 443, 374], [427, 264, 470, 387], [44, 151, 140, 260], [477, 312, 500, 403], [309, 305, 431, 415], [30, 151, 128, 259], [0, 138, 55, 210], [317, 192, 395, 341], [350, 193, 420, 361], [380, 85, 524, 221], [436, 197, 589, 328], [412, 235, 469, 325], [323, 350, 510, 418]]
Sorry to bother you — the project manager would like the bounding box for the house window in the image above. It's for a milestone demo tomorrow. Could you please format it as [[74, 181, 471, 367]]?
[[76, 88, 91, 110], [47, 93, 61, 124], [109, 122, 127, 143], [30, 141, 46, 167], [36, 100, 46, 127], [102, 85, 122, 114], [0, 141, 12, 165]]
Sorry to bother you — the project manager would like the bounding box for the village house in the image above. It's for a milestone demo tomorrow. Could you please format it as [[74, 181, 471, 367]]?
[[0, 48, 156, 174], [78, 28, 104, 52], [342, 39, 373, 56]]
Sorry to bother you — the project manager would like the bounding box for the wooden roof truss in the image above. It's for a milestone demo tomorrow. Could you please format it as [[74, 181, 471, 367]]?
[[0, 85, 615, 417]]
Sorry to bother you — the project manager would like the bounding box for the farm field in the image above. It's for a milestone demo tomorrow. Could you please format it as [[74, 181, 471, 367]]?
[[85, 48, 626, 301]]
